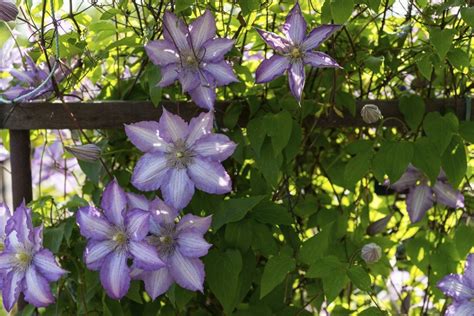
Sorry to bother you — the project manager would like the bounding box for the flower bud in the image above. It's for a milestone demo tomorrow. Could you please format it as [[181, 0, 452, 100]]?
[[0, 1, 19, 22], [65, 144, 101, 162], [366, 214, 392, 236], [361, 243, 382, 264], [361, 104, 383, 124]]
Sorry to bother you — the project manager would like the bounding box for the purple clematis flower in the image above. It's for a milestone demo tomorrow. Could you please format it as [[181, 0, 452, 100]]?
[[0, 0, 18, 22], [131, 197, 212, 298], [389, 165, 464, 223], [145, 10, 238, 110], [76, 180, 165, 299], [437, 253, 474, 315], [125, 108, 236, 210], [0, 202, 66, 311], [0, 203, 12, 288], [255, 2, 341, 102]]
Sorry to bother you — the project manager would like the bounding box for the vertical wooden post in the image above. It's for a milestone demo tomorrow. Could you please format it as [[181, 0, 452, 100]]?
[[9, 130, 33, 206], [9, 130, 32, 312]]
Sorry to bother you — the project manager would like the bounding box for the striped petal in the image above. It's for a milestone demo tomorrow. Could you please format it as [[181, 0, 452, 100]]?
[[288, 60, 306, 102], [145, 40, 180, 66], [204, 61, 238, 86], [158, 63, 179, 87], [129, 240, 165, 270], [125, 209, 150, 241], [2, 269, 24, 312], [303, 52, 340, 68], [0, 2, 18, 22], [177, 232, 211, 258], [159, 108, 189, 142], [255, 29, 290, 52], [170, 251, 205, 292], [255, 55, 290, 83], [76, 206, 113, 240], [190, 10, 216, 50], [163, 11, 189, 52], [125, 121, 169, 153], [101, 179, 127, 226], [282, 2, 307, 44], [33, 249, 67, 282], [24, 266, 55, 308], [177, 214, 212, 234], [126, 193, 150, 212], [162, 168, 195, 210], [202, 38, 234, 61], [437, 274, 474, 301], [131, 152, 169, 191], [142, 268, 174, 300], [100, 250, 131, 299], [406, 185, 434, 223], [433, 180, 464, 209], [186, 111, 214, 146], [192, 134, 236, 161], [302, 24, 341, 50], [84, 240, 115, 270], [187, 158, 232, 194], [189, 80, 216, 110]]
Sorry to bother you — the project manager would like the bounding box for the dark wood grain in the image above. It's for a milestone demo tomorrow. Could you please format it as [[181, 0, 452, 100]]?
[[0, 98, 471, 130]]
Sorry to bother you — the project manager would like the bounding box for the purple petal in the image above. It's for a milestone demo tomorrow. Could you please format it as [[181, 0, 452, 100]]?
[[33, 249, 66, 282], [202, 38, 234, 61], [432, 180, 464, 209], [406, 185, 434, 223], [0, 203, 11, 238], [125, 209, 150, 241], [76, 206, 113, 240], [6, 202, 33, 245], [0, 252, 15, 270], [2, 270, 24, 312], [159, 108, 189, 142], [84, 239, 115, 270], [163, 12, 189, 52], [187, 158, 232, 194], [177, 214, 212, 234], [464, 254, 474, 288], [189, 81, 216, 110], [33, 226, 43, 252], [24, 266, 55, 308], [288, 60, 306, 102], [129, 240, 165, 270], [142, 268, 174, 300], [186, 112, 214, 146], [192, 134, 237, 161], [149, 198, 179, 232], [437, 274, 474, 301], [162, 168, 195, 210], [282, 3, 307, 44], [170, 251, 205, 292], [303, 52, 340, 68], [204, 61, 238, 86], [131, 152, 169, 191], [158, 63, 179, 87], [101, 179, 127, 227], [255, 55, 290, 83], [255, 29, 290, 52], [177, 232, 211, 258], [100, 250, 131, 299], [178, 69, 200, 93], [126, 193, 150, 211], [125, 121, 169, 153], [448, 301, 474, 316], [0, 2, 18, 22], [302, 24, 341, 50], [390, 167, 422, 192], [190, 10, 216, 50], [145, 40, 180, 66]]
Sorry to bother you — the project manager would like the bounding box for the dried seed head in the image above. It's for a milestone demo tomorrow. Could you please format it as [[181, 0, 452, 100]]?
[[361, 242, 382, 264], [65, 144, 101, 162], [361, 104, 383, 124]]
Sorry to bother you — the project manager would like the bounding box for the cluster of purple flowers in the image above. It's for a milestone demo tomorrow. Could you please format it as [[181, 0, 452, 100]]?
[[0, 203, 66, 312], [145, 4, 341, 106], [76, 180, 212, 299]]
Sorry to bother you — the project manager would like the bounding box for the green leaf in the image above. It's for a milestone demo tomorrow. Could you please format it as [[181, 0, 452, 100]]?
[[257, 139, 282, 186], [225, 219, 253, 251], [239, 0, 260, 15], [441, 135, 467, 187], [417, 55, 432, 80], [412, 137, 441, 182], [175, 0, 194, 13], [306, 256, 347, 278], [423, 112, 456, 154], [204, 249, 242, 314], [247, 116, 266, 156], [43, 224, 65, 254], [324, 270, 348, 302], [460, 121, 474, 143], [359, 307, 387, 316], [347, 266, 371, 291], [264, 111, 293, 155], [399, 94, 425, 130], [212, 196, 266, 230], [330, 0, 354, 24], [372, 141, 413, 183], [260, 253, 296, 298], [447, 48, 470, 69], [344, 150, 373, 189], [148, 67, 162, 107], [461, 7, 474, 28], [251, 221, 279, 257], [429, 29, 454, 60], [335, 91, 356, 116], [365, 56, 384, 73], [298, 223, 333, 264], [251, 201, 293, 225]]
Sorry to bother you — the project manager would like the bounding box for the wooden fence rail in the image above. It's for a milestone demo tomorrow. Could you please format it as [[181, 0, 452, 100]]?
[[1, 98, 472, 209]]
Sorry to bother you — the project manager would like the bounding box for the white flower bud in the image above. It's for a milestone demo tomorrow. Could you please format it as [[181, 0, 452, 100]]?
[[361, 104, 383, 124], [361, 243, 382, 264], [65, 144, 101, 162]]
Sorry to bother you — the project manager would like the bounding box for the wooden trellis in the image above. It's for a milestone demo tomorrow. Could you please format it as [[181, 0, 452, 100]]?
[[1, 98, 472, 208]]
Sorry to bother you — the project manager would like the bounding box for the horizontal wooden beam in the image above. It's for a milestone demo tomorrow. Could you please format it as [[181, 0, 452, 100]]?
[[0, 98, 471, 130]]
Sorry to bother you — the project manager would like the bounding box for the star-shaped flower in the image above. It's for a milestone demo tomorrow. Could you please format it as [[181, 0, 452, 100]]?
[[255, 2, 341, 102], [145, 10, 238, 110], [125, 108, 236, 210]]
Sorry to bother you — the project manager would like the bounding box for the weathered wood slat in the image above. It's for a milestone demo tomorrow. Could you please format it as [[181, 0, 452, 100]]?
[[0, 98, 471, 130]]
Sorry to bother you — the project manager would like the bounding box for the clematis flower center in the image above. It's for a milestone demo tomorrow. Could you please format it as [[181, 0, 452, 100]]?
[[150, 223, 177, 257], [183, 53, 199, 69], [15, 251, 33, 269], [112, 231, 128, 247], [0, 241, 4, 252], [167, 139, 194, 169], [290, 47, 302, 59]]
